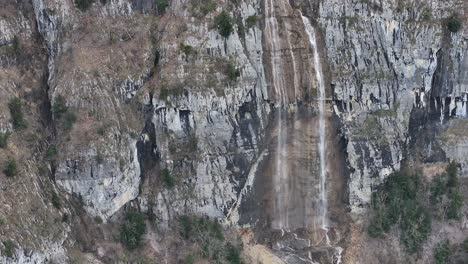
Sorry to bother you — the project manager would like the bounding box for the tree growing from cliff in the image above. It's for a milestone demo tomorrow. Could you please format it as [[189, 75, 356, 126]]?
[[447, 14, 462, 33], [215, 11, 234, 38]]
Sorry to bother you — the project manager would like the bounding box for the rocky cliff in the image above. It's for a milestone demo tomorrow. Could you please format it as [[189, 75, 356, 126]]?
[[0, 0, 466, 263]]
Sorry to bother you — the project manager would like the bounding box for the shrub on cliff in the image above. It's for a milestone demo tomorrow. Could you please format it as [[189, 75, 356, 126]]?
[[178, 215, 244, 262], [2, 240, 15, 258], [75, 0, 94, 11], [46, 145, 57, 160], [52, 95, 68, 119], [179, 43, 196, 61], [434, 240, 451, 264], [63, 111, 77, 131], [215, 11, 234, 38], [161, 168, 175, 188], [225, 242, 242, 264], [246, 15, 258, 28], [463, 238, 468, 253], [190, 0, 217, 18], [51, 191, 61, 209], [9, 36, 21, 57], [0, 132, 9, 148], [53, 96, 77, 131], [179, 215, 224, 241], [120, 212, 146, 249], [156, 0, 169, 15], [447, 15, 462, 33], [3, 159, 17, 178], [226, 61, 240, 81], [8, 97, 27, 130]]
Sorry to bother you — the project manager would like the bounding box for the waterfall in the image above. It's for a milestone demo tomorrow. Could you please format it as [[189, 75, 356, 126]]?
[[301, 15, 329, 233], [301, 16, 345, 264], [265, 0, 289, 229]]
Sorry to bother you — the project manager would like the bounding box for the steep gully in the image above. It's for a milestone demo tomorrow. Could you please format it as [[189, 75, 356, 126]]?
[[263, 0, 343, 262]]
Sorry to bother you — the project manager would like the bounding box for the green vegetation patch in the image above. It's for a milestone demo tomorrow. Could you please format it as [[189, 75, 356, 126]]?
[[75, 0, 94, 11], [434, 240, 451, 264], [51, 191, 61, 209], [161, 168, 175, 188], [0, 132, 10, 148], [159, 82, 185, 101], [8, 97, 27, 130], [3, 159, 17, 178], [0, 36, 21, 58], [368, 170, 431, 253], [179, 43, 197, 61], [120, 211, 146, 250], [52, 95, 68, 119], [190, 0, 217, 18], [52, 95, 77, 131], [439, 119, 468, 144], [46, 145, 57, 160], [430, 162, 463, 220], [215, 11, 234, 38], [94, 216, 103, 224], [216, 57, 240, 83], [156, 0, 170, 15], [463, 238, 468, 253], [245, 15, 258, 28], [2, 240, 15, 258], [353, 115, 382, 141], [178, 215, 243, 262], [225, 242, 242, 264], [421, 8, 432, 21], [10, 36, 20, 56], [447, 14, 462, 33], [369, 162, 464, 254], [179, 215, 224, 241], [372, 103, 399, 118]]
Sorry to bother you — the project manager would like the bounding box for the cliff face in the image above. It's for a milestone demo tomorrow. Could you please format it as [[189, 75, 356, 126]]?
[[0, 0, 466, 263], [0, 1, 69, 263], [316, 0, 468, 215]]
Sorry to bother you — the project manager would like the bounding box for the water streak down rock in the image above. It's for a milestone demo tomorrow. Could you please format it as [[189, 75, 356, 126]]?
[[302, 15, 328, 233]]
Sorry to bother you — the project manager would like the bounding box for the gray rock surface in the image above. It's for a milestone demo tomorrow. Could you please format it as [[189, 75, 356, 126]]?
[[317, 0, 467, 214], [0, 0, 466, 263]]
